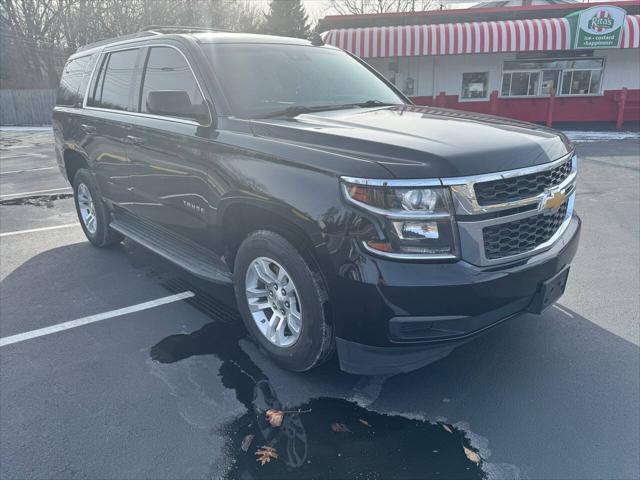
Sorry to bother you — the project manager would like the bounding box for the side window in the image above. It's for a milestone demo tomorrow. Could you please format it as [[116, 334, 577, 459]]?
[[89, 49, 139, 111], [461, 72, 489, 100], [77, 54, 98, 102], [56, 56, 92, 107], [139, 47, 206, 120]]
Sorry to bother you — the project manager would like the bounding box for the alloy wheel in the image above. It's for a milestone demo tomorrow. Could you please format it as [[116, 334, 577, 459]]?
[[245, 257, 302, 347], [77, 183, 97, 235]]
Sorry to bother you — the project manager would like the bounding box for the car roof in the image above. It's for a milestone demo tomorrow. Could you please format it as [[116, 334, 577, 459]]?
[[192, 32, 313, 45], [70, 30, 316, 60]]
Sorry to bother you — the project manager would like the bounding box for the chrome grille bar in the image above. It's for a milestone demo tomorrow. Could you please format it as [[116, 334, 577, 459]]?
[[444, 153, 577, 266], [442, 153, 576, 216]]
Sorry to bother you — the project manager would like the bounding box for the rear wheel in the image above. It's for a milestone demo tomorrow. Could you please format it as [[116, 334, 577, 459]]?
[[234, 230, 334, 371], [73, 168, 123, 247]]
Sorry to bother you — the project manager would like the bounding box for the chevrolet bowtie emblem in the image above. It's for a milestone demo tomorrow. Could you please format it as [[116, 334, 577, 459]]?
[[541, 191, 566, 211]]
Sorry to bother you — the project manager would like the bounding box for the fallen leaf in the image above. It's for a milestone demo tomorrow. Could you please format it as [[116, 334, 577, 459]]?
[[265, 409, 284, 428], [255, 445, 278, 466], [331, 423, 351, 433], [358, 419, 371, 427], [241, 434, 254, 452], [463, 446, 481, 465], [442, 424, 453, 433]]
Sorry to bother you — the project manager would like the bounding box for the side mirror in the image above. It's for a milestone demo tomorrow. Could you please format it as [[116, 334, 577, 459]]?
[[146, 90, 210, 125]]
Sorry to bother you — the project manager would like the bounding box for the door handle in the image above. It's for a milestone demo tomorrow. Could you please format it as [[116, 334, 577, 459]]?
[[124, 135, 144, 145], [80, 124, 96, 133]]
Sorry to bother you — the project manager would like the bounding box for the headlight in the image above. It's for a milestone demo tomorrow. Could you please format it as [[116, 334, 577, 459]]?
[[340, 178, 459, 260]]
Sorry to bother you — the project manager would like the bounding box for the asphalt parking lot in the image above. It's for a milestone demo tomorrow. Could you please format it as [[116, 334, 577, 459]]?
[[1, 128, 639, 479]]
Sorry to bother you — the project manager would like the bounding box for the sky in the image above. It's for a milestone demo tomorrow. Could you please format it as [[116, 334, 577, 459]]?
[[301, 1, 478, 22], [300, 0, 625, 23]]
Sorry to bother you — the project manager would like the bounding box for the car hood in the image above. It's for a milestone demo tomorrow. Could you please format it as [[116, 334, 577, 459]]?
[[249, 105, 573, 178]]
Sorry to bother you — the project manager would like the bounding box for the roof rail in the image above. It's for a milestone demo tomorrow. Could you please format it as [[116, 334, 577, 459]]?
[[76, 31, 156, 52], [142, 25, 233, 34], [75, 25, 232, 53]]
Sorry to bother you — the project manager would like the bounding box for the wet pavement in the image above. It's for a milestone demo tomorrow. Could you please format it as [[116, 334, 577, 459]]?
[[0, 130, 71, 199], [0, 129, 639, 479], [150, 319, 482, 479]]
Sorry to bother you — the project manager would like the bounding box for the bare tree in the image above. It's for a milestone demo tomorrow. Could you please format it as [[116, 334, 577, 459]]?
[[0, 0, 266, 88], [1, 0, 265, 50], [2, 0, 62, 44], [325, 0, 437, 15]]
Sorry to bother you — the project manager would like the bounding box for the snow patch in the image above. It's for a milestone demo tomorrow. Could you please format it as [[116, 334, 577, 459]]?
[[564, 130, 639, 142], [455, 420, 522, 480], [0, 126, 53, 131]]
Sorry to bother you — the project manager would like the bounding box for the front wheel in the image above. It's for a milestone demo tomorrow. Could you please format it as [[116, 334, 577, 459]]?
[[73, 168, 123, 247], [233, 230, 334, 371]]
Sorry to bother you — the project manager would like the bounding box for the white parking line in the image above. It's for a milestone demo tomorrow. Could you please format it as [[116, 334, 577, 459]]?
[[552, 304, 574, 317], [0, 152, 48, 160], [1, 145, 31, 150], [0, 166, 56, 175], [0, 187, 72, 200], [0, 223, 78, 237], [0, 291, 195, 347]]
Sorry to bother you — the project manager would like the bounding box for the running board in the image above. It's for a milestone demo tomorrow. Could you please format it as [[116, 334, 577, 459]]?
[[110, 212, 232, 285]]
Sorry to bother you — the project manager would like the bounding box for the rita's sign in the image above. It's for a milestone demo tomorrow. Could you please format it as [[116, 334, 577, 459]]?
[[567, 5, 627, 49]]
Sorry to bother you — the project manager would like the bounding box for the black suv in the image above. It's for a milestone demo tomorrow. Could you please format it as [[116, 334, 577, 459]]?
[[53, 27, 580, 375]]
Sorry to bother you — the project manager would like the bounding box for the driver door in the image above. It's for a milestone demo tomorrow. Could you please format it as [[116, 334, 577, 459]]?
[[125, 45, 216, 246]]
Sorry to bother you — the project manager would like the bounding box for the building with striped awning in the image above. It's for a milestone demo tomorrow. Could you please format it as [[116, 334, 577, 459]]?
[[319, 1, 640, 128]]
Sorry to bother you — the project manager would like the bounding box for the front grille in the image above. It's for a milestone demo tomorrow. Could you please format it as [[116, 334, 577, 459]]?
[[474, 158, 572, 206], [483, 201, 568, 259]]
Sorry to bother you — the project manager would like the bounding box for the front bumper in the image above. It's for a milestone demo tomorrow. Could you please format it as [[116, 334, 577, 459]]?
[[331, 213, 581, 375]]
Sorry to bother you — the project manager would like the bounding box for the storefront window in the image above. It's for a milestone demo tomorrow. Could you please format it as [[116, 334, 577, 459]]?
[[461, 72, 489, 99], [502, 71, 539, 96], [561, 69, 602, 95], [541, 70, 561, 95], [502, 58, 604, 97]]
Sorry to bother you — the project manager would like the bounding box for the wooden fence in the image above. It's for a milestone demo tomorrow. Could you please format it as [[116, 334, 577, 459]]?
[[0, 90, 57, 126]]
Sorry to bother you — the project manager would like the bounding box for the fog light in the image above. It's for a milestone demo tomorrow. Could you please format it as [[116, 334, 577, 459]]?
[[392, 221, 439, 240]]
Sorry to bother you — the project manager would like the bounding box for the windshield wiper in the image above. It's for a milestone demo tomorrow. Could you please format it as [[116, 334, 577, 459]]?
[[354, 100, 398, 108], [254, 100, 400, 119], [254, 104, 352, 119]]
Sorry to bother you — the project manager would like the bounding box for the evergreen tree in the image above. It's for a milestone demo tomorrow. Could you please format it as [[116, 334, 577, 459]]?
[[263, 0, 311, 39]]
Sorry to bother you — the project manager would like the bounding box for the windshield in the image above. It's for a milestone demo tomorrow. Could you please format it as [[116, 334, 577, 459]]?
[[203, 43, 406, 118]]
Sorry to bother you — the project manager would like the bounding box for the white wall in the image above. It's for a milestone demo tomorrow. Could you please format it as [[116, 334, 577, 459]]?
[[367, 57, 430, 96], [367, 49, 639, 98], [431, 54, 506, 99], [368, 53, 511, 98], [598, 49, 640, 90]]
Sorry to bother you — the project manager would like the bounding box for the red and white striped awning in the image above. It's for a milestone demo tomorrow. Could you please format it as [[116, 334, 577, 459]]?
[[321, 15, 640, 58]]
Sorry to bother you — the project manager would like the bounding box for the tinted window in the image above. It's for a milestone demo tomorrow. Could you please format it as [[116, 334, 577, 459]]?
[[89, 49, 139, 111], [204, 44, 404, 118], [139, 47, 204, 116], [56, 55, 93, 106], [77, 54, 98, 101]]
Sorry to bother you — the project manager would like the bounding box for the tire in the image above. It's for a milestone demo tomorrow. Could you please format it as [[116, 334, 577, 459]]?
[[73, 168, 123, 247], [233, 230, 334, 372]]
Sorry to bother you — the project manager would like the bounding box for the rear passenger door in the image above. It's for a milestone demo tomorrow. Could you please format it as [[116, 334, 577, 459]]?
[[85, 47, 143, 205], [124, 45, 214, 245], [53, 53, 98, 177]]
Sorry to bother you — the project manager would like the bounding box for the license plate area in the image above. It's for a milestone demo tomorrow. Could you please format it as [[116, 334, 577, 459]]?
[[529, 266, 570, 314]]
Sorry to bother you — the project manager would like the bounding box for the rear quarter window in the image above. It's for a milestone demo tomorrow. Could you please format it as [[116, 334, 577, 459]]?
[[56, 55, 96, 107]]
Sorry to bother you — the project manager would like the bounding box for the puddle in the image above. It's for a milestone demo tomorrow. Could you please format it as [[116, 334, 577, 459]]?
[[150, 318, 485, 479], [0, 193, 73, 207]]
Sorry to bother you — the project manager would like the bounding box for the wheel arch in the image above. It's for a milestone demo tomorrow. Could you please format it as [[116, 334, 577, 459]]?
[[63, 148, 90, 184], [219, 198, 332, 280]]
